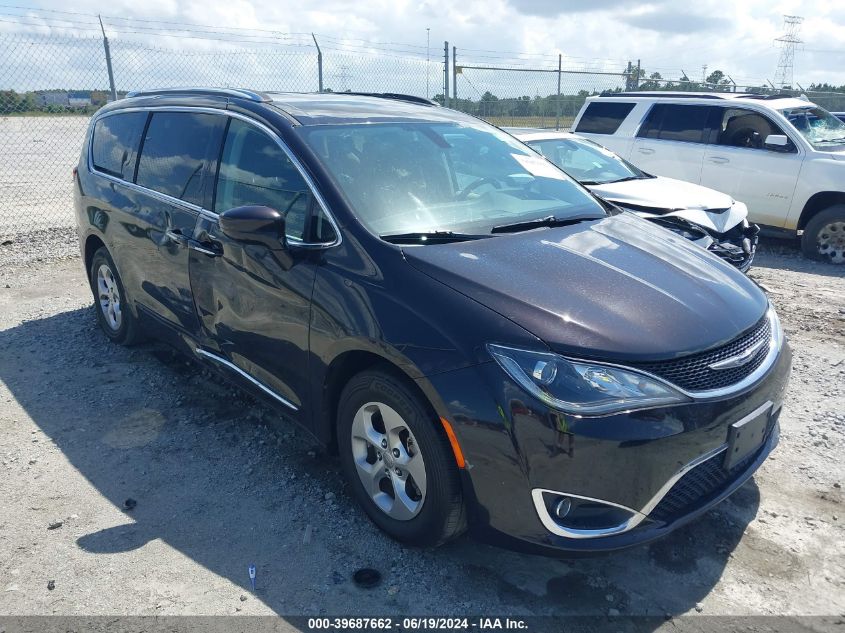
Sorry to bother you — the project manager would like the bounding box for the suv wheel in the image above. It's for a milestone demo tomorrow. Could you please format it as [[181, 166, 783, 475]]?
[[337, 368, 466, 547], [89, 247, 143, 345], [802, 205, 845, 264]]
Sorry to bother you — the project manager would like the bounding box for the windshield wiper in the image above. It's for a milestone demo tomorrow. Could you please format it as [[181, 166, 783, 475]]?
[[380, 230, 491, 244], [491, 212, 604, 234], [605, 175, 645, 184]]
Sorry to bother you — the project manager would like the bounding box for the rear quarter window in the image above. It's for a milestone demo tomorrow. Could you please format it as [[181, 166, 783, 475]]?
[[91, 112, 147, 180], [574, 102, 635, 134]]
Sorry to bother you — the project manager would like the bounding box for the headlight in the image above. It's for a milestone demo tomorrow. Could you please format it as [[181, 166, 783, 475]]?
[[487, 344, 690, 416]]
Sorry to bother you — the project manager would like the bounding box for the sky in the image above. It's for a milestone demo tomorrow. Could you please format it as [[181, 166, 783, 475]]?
[[2, 0, 845, 95]]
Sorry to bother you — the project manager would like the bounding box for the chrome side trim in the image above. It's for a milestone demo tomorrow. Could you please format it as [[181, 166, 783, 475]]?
[[88, 106, 343, 249], [532, 399, 773, 539], [195, 348, 299, 412]]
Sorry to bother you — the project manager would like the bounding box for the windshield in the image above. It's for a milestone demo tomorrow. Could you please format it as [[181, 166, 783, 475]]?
[[779, 105, 845, 150], [526, 136, 648, 185], [298, 121, 605, 238]]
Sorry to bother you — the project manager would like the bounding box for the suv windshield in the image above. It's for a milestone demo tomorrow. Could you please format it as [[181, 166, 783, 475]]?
[[299, 121, 605, 239], [526, 136, 649, 185], [780, 105, 845, 150]]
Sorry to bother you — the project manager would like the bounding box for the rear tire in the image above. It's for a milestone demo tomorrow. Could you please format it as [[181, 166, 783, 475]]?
[[337, 368, 466, 547], [802, 205, 845, 264], [89, 247, 143, 345]]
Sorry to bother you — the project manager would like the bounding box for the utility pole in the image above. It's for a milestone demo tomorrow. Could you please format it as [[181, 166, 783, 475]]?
[[443, 41, 450, 107], [635, 59, 640, 89], [312, 33, 323, 92], [98, 15, 117, 102], [774, 15, 803, 89], [426, 28, 430, 99]]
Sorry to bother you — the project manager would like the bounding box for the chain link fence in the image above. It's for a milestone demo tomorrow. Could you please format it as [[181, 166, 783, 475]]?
[[2, 30, 845, 238]]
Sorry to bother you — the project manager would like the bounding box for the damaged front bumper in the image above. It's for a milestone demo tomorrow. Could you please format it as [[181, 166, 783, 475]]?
[[650, 216, 759, 272]]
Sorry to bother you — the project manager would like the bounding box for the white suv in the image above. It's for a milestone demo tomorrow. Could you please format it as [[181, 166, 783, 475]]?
[[572, 92, 845, 263]]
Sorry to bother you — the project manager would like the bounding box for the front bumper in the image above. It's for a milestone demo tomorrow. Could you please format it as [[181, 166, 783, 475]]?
[[424, 340, 791, 554]]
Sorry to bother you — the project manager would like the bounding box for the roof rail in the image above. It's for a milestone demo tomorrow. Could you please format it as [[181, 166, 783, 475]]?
[[599, 91, 740, 99], [124, 87, 272, 102], [342, 92, 439, 106]]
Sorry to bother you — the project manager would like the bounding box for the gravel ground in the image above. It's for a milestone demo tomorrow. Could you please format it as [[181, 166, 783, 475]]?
[[0, 235, 843, 625]]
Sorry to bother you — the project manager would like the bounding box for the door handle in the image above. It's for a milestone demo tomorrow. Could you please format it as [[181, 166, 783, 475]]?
[[166, 229, 221, 257], [637, 147, 655, 155], [708, 156, 730, 164]]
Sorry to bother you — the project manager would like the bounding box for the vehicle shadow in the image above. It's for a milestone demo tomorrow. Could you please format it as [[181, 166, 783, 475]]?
[[754, 236, 843, 278], [0, 306, 760, 624]]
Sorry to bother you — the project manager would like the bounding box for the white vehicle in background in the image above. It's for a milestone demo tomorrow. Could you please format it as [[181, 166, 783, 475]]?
[[571, 92, 845, 264], [510, 129, 758, 271]]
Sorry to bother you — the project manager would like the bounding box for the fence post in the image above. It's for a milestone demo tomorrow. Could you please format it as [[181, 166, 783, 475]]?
[[444, 41, 450, 107], [452, 46, 457, 103], [99, 15, 117, 101], [555, 54, 562, 130], [312, 33, 323, 92]]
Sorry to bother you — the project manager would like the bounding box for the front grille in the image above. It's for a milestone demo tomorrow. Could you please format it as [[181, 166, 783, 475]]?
[[632, 316, 771, 392], [648, 436, 768, 523]]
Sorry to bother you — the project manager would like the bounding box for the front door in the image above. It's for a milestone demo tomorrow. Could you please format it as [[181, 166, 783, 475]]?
[[189, 117, 321, 416], [699, 106, 803, 228]]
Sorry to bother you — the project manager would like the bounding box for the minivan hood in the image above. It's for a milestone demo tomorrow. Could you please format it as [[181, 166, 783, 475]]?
[[588, 176, 734, 212], [403, 213, 767, 361]]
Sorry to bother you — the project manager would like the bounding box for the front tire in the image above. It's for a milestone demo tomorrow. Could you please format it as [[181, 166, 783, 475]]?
[[802, 205, 845, 264], [89, 247, 143, 345], [337, 368, 466, 547]]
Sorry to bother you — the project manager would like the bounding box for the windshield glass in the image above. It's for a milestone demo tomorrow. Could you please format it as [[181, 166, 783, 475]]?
[[298, 121, 605, 237], [527, 136, 648, 185], [779, 105, 845, 149]]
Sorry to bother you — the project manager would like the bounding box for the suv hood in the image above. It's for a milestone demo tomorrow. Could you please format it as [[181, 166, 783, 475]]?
[[403, 213, 767, 361], [588, 176, 734, 212]]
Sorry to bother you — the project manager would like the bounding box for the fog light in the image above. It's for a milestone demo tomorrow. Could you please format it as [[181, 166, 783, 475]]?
[[554, 497, 572, 519]]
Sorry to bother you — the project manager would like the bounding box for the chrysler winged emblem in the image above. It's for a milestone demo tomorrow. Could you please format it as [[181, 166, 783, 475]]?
[[708, 338, 768, 371]]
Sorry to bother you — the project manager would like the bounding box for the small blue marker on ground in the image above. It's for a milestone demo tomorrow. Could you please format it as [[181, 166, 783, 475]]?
[[248, 564, 256, 591]]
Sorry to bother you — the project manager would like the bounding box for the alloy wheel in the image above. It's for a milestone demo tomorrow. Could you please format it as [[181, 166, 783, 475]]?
[[817, 221, 845, 264], [350, 401, 427, 520], [96, 263, 122, 330]]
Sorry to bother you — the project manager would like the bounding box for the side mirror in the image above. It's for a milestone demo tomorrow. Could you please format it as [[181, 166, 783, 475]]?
[[764, 134, 791, 151], [219, 205, 286, 251]]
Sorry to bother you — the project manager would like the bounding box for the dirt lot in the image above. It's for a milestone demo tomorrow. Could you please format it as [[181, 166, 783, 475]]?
[[0, 234, 843, 627]]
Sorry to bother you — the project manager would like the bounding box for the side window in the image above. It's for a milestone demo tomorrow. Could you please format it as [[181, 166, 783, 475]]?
[[575, 102, 635, 134], [136, 112, 226, 207], [91, 112, 147, 180], [638, 104, 712, 144], [215, 118, 315, 241], [711, 107, 793, 151]]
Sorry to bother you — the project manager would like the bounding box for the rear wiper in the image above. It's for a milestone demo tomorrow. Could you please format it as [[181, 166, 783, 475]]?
[[491, 213, 604, 234], [380, 230, 491, 244]]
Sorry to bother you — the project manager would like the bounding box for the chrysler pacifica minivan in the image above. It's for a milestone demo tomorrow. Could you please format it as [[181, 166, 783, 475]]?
[[74, 89, 791, 553]]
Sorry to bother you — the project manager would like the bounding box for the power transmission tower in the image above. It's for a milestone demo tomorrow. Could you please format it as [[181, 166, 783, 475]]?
[[774, 15, 803, 89]]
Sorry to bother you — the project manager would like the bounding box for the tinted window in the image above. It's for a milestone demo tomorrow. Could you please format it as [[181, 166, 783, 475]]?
[[638, 104, 711, 144], [712, 107, 793, 151], [215, 118, 312, 241], [136, 112, 226, 207], [575, 102, 635, 135], [91, 112, 147, 180]]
